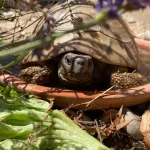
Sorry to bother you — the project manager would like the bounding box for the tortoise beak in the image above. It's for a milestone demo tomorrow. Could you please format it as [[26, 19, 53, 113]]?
[[58, 52, 93, 85]]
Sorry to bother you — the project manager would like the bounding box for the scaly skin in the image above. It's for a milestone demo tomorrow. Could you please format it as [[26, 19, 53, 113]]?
[[111, 72, 148, 89], [20, 60, 57, 85], [20, 52, 148, 88], [20, 66, 53, 84]]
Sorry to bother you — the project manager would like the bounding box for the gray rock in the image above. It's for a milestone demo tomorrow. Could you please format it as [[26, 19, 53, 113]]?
[[123, 107, 143, 140], [137, 30, 150, 41]]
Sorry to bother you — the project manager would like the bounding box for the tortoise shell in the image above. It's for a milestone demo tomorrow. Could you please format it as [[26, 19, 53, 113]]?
[[22, 1, 138, 69]]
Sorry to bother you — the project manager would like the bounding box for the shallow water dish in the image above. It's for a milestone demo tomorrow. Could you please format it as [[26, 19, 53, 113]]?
[[0, 39, 150, 110]]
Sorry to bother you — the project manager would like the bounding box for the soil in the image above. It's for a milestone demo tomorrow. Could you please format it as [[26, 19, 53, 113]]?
[[103, 134, 147, 150]]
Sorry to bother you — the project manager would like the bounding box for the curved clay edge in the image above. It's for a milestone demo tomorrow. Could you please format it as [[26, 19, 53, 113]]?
[[0, 38, 150, 110], [0, 70, 150, 110], [135, 38, 150, 51]]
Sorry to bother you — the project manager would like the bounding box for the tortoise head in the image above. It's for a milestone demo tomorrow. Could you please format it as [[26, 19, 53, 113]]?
[[58, 52, 93, 85]]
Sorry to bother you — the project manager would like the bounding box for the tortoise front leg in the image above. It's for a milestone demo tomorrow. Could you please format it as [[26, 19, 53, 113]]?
[[20, 65, 56, 85], [111, 72, 148, 89]]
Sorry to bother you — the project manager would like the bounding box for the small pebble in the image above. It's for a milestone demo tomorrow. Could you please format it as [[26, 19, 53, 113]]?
[[137, 30, 150, 41], [128, 17, 136, 23], [123, 107, 143, 140], [3, 11, 16, 18]]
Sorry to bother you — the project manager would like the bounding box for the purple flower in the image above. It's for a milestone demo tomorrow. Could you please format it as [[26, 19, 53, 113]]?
[[95, 0, 123, 18], [96, 0, 150, 19], [20, 3, 29, 10], [42, 13, 56, 37], [43, 22, 50, 36], [46, 13, 56, 23]]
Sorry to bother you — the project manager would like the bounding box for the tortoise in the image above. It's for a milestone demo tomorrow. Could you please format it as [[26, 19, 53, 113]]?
[[19, 1, 148, 89]]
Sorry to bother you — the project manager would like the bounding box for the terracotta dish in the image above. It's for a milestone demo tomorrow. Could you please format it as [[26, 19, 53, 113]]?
[[0, 38, 150, 110]]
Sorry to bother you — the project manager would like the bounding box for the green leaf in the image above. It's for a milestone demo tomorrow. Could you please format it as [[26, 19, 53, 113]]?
[[0, 86, 109, 150]]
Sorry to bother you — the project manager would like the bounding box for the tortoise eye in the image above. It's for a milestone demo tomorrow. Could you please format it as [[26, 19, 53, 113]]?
[[65, 56, 71, 65]]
